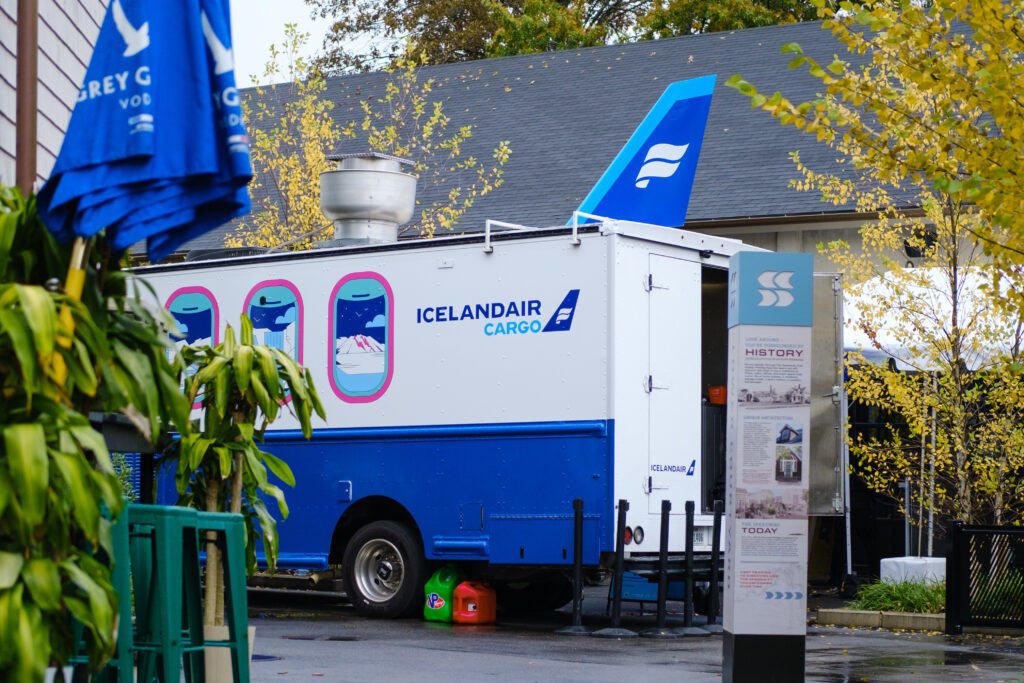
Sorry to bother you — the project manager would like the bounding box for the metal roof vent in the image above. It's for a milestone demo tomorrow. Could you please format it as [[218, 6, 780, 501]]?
[[319, 152, 417, 246]]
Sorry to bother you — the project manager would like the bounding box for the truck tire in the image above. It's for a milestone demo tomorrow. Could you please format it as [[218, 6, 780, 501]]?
[[343, 521, 426, 618], [494, 575, 573, 615]]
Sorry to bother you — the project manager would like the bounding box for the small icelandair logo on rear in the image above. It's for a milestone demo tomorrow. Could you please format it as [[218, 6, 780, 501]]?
[[635, 143, 689, 188], [757, 271, 795, 307]]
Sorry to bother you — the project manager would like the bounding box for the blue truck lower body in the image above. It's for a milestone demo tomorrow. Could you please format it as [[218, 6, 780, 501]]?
[[158, 419, 615, 570]]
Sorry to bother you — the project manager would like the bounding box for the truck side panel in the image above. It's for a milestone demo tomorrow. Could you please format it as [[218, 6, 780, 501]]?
[[146, 231, 615, 568]]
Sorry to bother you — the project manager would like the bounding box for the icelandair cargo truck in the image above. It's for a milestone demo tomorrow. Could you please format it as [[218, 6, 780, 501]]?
[[140, 76, 845, 617], [138, 158, 759, 617]]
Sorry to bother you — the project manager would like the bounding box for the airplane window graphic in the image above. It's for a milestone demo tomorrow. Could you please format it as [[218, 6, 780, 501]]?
[[330, 273, 393, 402], [245, 281, 303, 403], [166, 287, 219, 410]]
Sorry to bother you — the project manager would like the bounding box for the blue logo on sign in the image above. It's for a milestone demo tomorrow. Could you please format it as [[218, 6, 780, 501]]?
[[426, 593, 445, 609], [728, 252, 813, 328], [541, 289, 580, 332], [574, 75, 715, 228]]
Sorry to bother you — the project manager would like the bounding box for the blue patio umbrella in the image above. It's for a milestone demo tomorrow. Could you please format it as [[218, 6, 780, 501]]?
[[37, 0, 251, 263]]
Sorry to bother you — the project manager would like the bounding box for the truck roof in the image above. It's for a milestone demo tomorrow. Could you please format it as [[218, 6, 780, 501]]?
[[135, 218, 758, 274]]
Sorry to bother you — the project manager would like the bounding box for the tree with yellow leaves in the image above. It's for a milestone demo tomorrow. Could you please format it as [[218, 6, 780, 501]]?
[[228, 26, 510, 250], [727, 0, 1024, 267], [358, 55, 512, 238], [727, 0, 1024, 529]]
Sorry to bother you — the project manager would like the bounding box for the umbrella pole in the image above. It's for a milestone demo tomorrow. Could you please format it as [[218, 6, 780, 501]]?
[[53, 237, 88, 386]]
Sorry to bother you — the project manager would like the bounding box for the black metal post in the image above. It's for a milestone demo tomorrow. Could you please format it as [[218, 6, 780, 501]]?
[[641, 500, 679, 638], [705, 499, 724, 633], [684, 500, 695, 625], [592, 499, 637, 638], [945, 522, 963, 635], [675, 500, 709, 636], [556, 498, 591, 635], [141, 455, 155, 504]]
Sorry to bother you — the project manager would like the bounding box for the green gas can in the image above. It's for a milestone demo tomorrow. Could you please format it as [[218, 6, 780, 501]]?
[[424, 564, 463, 622]]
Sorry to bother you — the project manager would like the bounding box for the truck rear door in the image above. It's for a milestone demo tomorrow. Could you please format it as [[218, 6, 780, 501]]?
[[647, 253, 703, 514]]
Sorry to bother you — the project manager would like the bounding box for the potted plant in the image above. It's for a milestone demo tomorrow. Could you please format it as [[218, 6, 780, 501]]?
[[0, 187, 191, 681], [166, 314, 324, 675]]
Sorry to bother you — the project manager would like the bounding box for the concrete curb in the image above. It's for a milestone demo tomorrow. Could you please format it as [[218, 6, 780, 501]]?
[[816, 608, 945, 631]]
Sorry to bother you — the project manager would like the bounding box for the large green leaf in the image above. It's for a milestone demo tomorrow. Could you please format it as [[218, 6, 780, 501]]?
[[111, 339, 159, 423], [0, 468, 11, 517], [0, 583, 18, 663], [240, 314, 254, 345], [222, 322, 237, 357], [261, 450, 295, 487], [214, 445, 232, 476], [51, 452, 100, 542], [0, 307, 39, 388], [248, 373, 277, 421], [14, 600, 47, 683], [243, 447, 269, 489], [252, 499, 280, 570], [213, 364, 231, 418], [0, 208, 18, 277], [0, 551, 24, 589], [69, 424, 112, 473], [61, 560, 113, 642], [234, 345, 254, 392], [22, 559, 62, 611], [3, 423, 48, 526], [260, 481, 290, 520], [304, 367, 326, 420], [67, 336, 98, 395], [272, 347, 308, 402], [252, 345, 280, 393], [191, 353, 228, 391], [14, 283, 55, 356]]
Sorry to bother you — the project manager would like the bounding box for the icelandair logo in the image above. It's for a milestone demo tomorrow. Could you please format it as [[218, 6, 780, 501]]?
[[635, 143, 689, 189], [756, 271, 795, 307], [416, 290, 580, 337]]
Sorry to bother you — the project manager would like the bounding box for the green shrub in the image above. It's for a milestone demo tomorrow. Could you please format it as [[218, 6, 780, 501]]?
[[111, 453, 138, 503], [847, 578, 945, 613]]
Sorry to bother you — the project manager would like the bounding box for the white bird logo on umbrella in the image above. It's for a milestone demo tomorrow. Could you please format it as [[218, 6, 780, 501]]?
[[111, 0, 149, 57]]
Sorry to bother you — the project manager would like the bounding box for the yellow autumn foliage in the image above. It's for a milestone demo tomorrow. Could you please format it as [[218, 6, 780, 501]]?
[[227, 27, 510, 250], [729, 0, 1024, 526]]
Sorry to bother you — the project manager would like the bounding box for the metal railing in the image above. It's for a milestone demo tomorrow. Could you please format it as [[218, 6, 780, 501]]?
[[946, 522, 1024, 634]]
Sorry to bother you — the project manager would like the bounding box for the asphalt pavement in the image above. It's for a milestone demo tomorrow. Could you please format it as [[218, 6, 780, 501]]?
[[239, 585, 1024, 682]]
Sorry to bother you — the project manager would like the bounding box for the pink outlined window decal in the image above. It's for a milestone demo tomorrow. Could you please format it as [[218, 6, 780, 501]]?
[[166, 287, 220, 410], [243, 280, 303, 404], [329, 273, 394, 403]]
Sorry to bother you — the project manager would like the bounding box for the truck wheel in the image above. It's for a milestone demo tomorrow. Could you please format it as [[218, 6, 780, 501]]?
[[343, 521, 426, 618]]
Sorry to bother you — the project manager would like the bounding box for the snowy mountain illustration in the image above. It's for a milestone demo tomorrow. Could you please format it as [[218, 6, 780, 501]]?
[[335, 335, 386, 375]]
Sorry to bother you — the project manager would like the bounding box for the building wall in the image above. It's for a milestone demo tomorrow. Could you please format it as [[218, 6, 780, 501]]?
[[0, 0, 106, 189]]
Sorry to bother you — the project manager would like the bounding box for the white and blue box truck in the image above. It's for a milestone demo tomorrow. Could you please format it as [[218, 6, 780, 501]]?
[[139, 197, 759, 617]]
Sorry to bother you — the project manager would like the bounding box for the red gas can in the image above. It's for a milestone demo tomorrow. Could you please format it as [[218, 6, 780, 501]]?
[[452, 581, 497, 625]]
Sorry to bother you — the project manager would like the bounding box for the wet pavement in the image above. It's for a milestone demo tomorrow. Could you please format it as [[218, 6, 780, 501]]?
[[244, 586, 1024, 682]]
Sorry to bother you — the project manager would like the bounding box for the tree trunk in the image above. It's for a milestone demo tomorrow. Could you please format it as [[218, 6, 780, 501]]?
[[204, 478, 222, 626]]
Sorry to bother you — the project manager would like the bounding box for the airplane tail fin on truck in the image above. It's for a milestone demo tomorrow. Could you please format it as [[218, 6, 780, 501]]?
[[572, 74, 715, 228]]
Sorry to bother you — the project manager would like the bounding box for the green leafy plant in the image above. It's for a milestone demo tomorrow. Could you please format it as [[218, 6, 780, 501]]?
[[111, 454, 139, 503], [0, 187, 190, 680], [846, 579, 945, 614], [167, 315, 325, 626]]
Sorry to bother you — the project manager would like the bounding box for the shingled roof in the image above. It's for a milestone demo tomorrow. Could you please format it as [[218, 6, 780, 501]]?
[[183, 20, 889, 254]]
